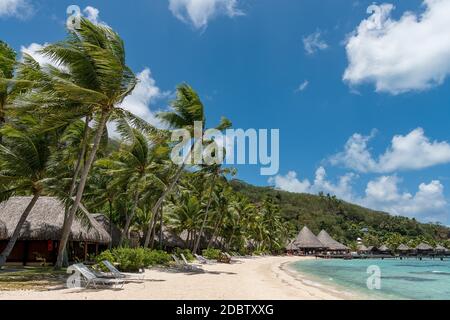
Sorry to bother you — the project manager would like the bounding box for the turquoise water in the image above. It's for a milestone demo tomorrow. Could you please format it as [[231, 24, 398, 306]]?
[[292, 258, 450, 300]]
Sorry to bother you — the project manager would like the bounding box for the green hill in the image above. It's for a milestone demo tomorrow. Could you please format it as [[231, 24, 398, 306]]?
[[230, 179, 450, 246]]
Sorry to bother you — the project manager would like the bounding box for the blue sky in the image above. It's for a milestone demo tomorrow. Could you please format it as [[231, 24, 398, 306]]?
[[2, 0, 450, 224]]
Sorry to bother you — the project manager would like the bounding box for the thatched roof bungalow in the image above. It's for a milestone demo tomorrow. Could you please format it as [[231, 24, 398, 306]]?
[[397, 244, 410, 251], [294, 226, 325, 254], [357, 244, 369, 253], [285, 241, 298, 252], [415, 243, 433, 251], [435, 244, 447, 253], [317, 230, 349, 252], [378, 245, 390, 253], [0, 197, 111, 265]]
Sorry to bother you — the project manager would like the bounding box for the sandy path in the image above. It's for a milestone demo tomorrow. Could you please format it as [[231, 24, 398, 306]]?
[[0, 256, 360, 300]]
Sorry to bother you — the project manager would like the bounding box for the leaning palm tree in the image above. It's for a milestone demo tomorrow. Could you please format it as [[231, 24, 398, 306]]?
[[39, 18, 156, 268], [0, 122, 51, 266], [148, 85, 231, 246]]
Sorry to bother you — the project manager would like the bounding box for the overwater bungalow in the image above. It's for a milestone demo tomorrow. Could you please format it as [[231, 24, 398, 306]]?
[[397, 244, 411, 256], [415, 243, 434, 256], [357, 244, 369, 254], [316, 230, 349, 254], [435, 244, 447, 254], [294, 226, 325, 255], [377, 244, 391, 255], [0, 197, 111, 265]]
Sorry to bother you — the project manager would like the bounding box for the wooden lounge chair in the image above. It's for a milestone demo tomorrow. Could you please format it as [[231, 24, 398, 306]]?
[[69, 263, 125, 289], [102, 260, 145, 281]]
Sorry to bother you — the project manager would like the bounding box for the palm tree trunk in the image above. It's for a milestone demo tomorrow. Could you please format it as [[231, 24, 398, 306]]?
[[208, 209, 225, 249], [108, 199, 113, 250], [0, 193, 40, 267], [193, 174, 217, 254], [159, 204, 163, 250], [119, 191, 139, 247], [150, 205, 163, 249], [143, 209, 158, 248], [55, 111, 110, 269], [61, 114, 91, 256], [144, 143, 194, 246]]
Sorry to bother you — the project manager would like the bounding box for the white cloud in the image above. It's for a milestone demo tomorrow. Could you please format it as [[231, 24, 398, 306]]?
[[361, 176, 448, 222], [269, 171, 312, 194], [303, 31, 328, 55], [270, 168, 448, 222], [119, 68, 167, 126], [108, 68, 169, 137], [343, 1, 450, 94], [330, 128, 450, 173], [295, 80, 309, 93], [168, 0, 243, 30], [269, 167, 355, 202], [0, 0, 32, 18], [20, 43, 66, 70], [83, 6, 100, 24]]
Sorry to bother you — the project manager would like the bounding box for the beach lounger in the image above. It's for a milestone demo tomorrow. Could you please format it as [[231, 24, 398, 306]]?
[[69, 263, 125, 289], [172, 254, 203, 272], [102, 260, 145, 281]]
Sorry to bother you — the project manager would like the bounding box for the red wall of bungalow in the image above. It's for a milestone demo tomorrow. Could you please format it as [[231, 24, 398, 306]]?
[[0, 240, 108, 265]]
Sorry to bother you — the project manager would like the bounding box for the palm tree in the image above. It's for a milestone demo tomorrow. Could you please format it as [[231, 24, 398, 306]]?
[[0, 41, 17, 142], [40, 18, 152, 268], [167, 193, 203, 250], [152, 84, 231, 250], [83, 171, 119, 249], [96, 128, 165, 246], [193, 165, 235, 253], [0, 121, 51, 266]]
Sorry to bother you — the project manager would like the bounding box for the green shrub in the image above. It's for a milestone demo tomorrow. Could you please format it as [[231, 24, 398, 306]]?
[[202, 248, 222, 260], [174, 248, 194, 262], [143, 250, 172, 266], [95, 248, 172, 272], [95, 250, 116, 271]]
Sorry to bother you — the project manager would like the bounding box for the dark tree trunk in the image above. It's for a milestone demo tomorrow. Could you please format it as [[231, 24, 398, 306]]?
[[55, 111, 109, 269], [0, 193, 40, 267]]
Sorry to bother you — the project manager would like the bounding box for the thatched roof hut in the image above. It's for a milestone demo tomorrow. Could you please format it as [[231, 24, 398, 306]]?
[[0, 220, 7, 239], [397, 244, 410, 251], [285, 241, 298, 251], [0, 197, 111, 244], [154, 226, 185, 248], [91, 214, 121, 247], [415, 243, 433, 251], [294, 226, 324, 249], [378, 244, 390, 252], [357, 244, 368, 252], [435, 244, 447, 252], [317, 230, 348, 251]]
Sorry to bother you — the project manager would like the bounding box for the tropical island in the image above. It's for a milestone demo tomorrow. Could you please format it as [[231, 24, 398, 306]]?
[[0, 16, 449, 300]]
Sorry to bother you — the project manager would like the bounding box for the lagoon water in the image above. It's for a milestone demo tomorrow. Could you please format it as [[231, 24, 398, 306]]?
[[292, 258, 450, 300]]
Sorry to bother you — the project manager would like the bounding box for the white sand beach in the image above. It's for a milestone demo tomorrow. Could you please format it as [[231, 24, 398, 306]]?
[[0, 256, 361, 300]]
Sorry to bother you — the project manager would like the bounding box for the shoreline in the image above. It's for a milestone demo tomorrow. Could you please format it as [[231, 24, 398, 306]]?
[[0, 256, 362, 300]]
